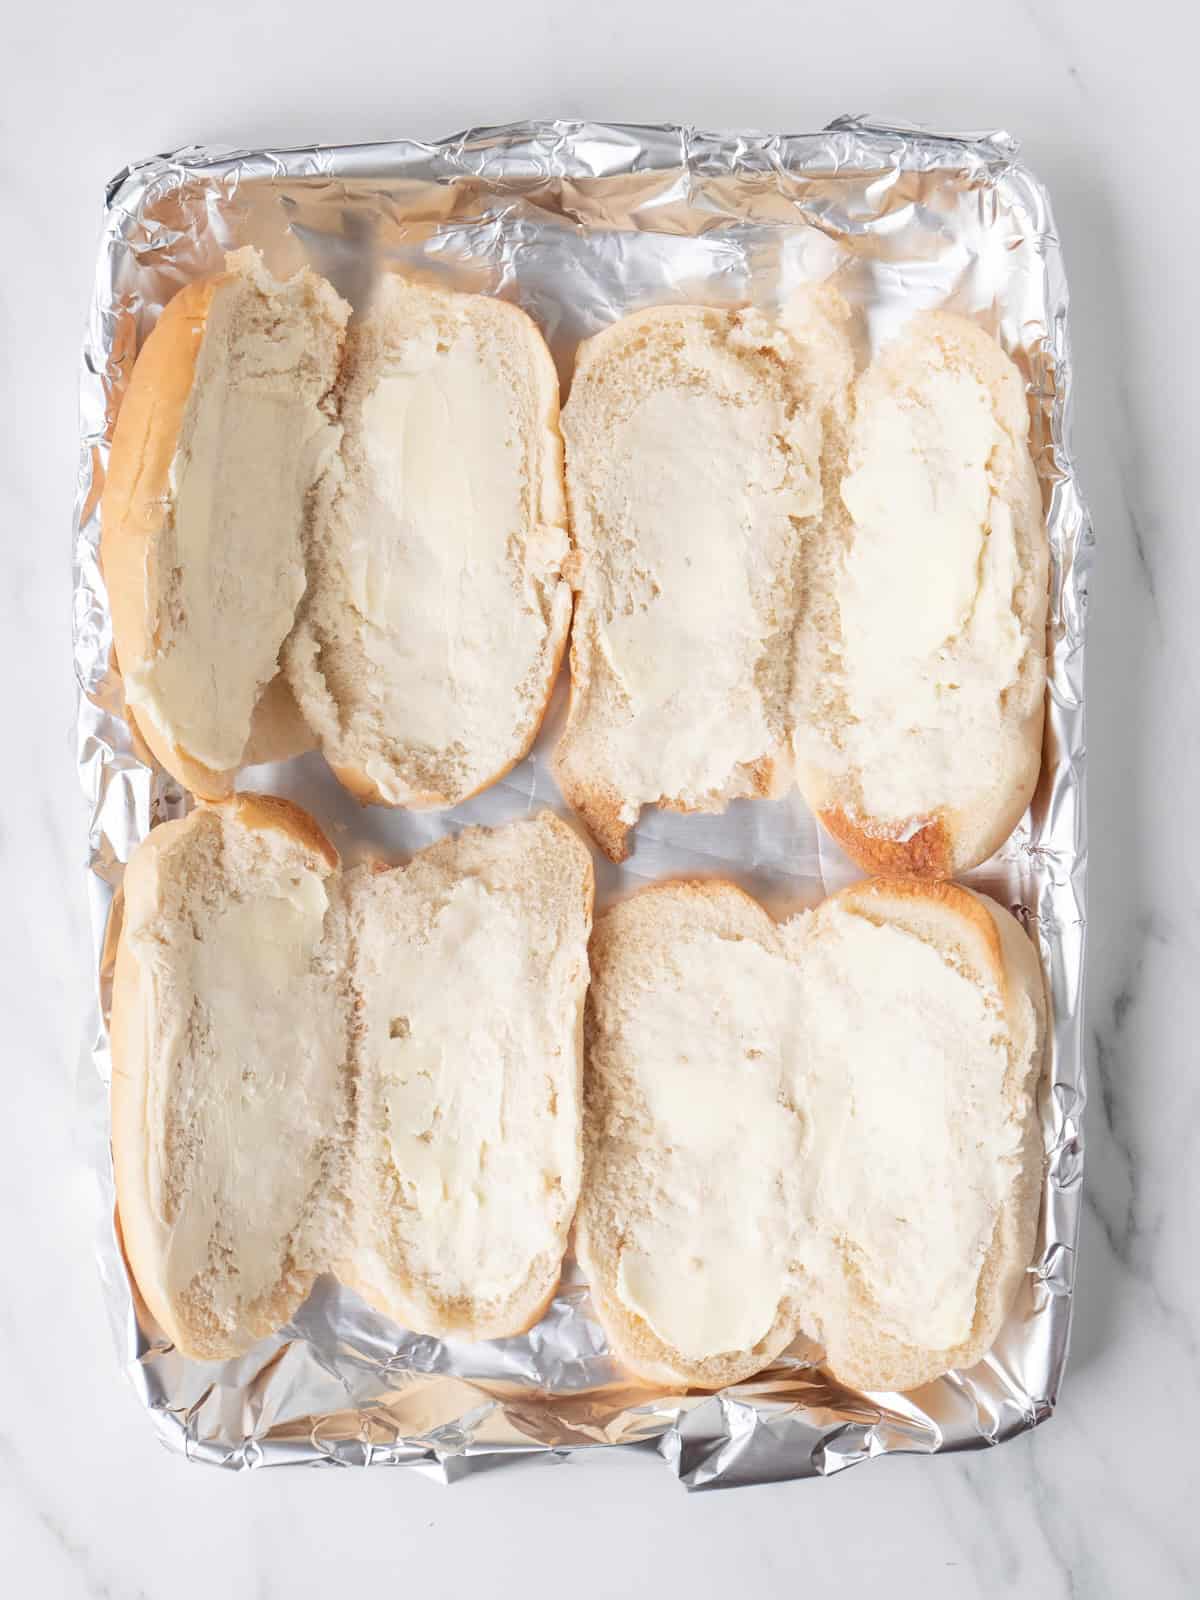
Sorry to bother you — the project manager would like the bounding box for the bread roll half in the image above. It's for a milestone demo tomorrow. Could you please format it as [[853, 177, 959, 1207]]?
[[555, 297, 854, 862], [284, 276, 572, 808], [110, 796, 345, 1359], [335, 816, 593, 1339], [794, 313, 1050, 875], [576, 875, 1046, 1392], [110, 801, 593, 1360], [101, 251, 350, 798]]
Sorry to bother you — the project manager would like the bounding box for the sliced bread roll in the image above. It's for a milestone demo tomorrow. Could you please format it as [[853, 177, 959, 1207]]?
[[793, 313, 1050, 875], [554, 296, 855, 862], [576, 880, 808, 1388], [577, 875, 1045, 1392], [101, 250, 350, 798], [337, 813, 593, 1339], [284, 276, 572, 808], [787, 878, 1047, 1392], [110, 801, 593, 1360], [110, 796, 347, 1360]]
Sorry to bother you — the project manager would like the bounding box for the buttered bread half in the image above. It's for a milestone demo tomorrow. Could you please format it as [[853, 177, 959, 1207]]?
[[576, 876, 1046, 1393], [285, 276, 571, 808], [554, 295, 855, 863], [103, 258, 569, 808], [110, 800, 592, 1359], [793, 313, 1050, 876], [101, 251, 350, 799]]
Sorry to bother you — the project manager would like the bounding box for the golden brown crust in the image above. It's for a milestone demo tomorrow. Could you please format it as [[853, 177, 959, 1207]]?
[[129, 706, 234, 801], [830, 875, 1006, 986], [819, 807, 955, 879], [109, 852, 187, 1351], [101, 277, 240, 800], [220, 792, 340, 870]]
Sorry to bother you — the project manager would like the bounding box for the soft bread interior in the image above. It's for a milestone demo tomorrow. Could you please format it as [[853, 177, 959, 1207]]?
[[285, 276, 571, 808], [105, 251, 349, 790], [337, 814, 593, 1339], [110, 799, 347, 1360], [792, 312, 1050, 874], [110, 802, 593, 1360], [555, 296, 854, 862], [782, 880, 1045, 1390], [577, 882, 804, 1390], [577, 876, 1045, 1392]]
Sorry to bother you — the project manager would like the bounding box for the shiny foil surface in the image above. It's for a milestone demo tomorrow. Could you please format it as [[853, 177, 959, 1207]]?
[[72, 117, 1090, 1485]]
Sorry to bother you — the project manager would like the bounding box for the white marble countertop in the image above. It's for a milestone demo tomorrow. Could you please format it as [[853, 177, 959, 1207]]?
[[2, 0, 1194, 1593]]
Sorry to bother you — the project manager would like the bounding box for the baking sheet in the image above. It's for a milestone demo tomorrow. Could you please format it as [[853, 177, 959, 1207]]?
[[72, 117, 1090, 1485]]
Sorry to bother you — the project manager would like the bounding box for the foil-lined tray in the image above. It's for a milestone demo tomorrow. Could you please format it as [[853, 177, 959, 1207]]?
[[73, 117, 1090, 1486]]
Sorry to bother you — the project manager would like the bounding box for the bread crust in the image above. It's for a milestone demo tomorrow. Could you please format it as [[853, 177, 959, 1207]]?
[[223, 791, 340, 869], [101, 277, 240, 800], [819, 808, 955, 878], [110, 820, 191, 1352], [242, 672, 317, 767], [815, 712, 1045, 878]]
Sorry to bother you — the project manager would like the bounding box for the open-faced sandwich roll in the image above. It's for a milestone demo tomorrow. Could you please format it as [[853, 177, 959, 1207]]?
[[576, 874, 1046, 1392], [110, 800, 592, 1359], [283, 275, 572, 808]]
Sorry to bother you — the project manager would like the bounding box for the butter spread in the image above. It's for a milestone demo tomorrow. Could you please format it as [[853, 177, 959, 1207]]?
[[358, 877, 575, 1305], [788, 904, 1028, 1352], [136, 863, 341, 1323], [586, 364, 812, 810], [603, 898, 1033, 1366], [330, 291, 566, 799], [610, 931, 805, 1361], [837, 353, 1027, 823], [127, 257, 344, 772]]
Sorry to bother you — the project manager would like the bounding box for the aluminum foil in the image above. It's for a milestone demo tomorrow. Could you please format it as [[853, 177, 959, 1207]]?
[[73, 117, 1090, 1486]]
